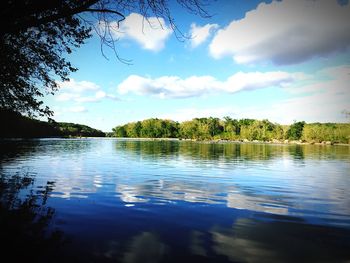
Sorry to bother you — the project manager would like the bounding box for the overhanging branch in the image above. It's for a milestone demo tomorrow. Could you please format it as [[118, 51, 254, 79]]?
[[85, 8, 125, 26]]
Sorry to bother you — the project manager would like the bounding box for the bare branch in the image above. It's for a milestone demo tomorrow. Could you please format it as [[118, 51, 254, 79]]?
[[85, 8, 126, 25]]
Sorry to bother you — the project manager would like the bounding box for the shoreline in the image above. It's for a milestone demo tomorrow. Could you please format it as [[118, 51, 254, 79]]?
[[110, 137, 350, 146], [1, 136, 349, 146], [182, 138, 349, 146]]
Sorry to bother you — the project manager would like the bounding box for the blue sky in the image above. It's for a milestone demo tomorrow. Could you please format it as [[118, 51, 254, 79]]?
[[43, 0, 350, 132]]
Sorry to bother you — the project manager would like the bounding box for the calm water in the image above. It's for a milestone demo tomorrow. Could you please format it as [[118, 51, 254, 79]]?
[[1, 138, 350, 262]]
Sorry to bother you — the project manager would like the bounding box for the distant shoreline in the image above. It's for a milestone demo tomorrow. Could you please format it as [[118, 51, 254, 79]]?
[[107, 137, 350, 146], [1, 136, 349, 146]]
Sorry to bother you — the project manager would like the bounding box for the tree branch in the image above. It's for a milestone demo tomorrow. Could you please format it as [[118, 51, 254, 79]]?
[[85, 8, 125, 26], [1, 0, 99, 36]]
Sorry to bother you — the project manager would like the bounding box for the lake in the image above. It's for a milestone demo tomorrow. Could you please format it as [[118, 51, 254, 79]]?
[[1, 138, 350, 262]]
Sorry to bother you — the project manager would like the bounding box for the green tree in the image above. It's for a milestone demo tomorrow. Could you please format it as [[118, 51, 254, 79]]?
[[287, 121, 305, 140], [240, 119, 276, 141], [223, 116, 239, 135], [192, 117, 223, 139], [113, 126, 127, 137], [158, 120, 179, 138], [301, 123, 350, 143], [140, 119, 157, 137], [206, 117, 223, 137], [112, 117, 350, 144], [179, 120, 199, 139], [124, 122, 142, 137], [272, 124, 285, 140], [235, 119, 255, 136]]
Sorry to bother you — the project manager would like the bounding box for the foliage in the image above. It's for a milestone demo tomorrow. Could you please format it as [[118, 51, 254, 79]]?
[[302, 123, 350, 144], [0, 108, 105, 138], [1, 1, 91, 116], [286, 121, 305, 140], [179, 120, 200, 139], [113, 117, 350, 144], [113, 126, 127, 137], [0, 108, 60, 138], [54, 122, 105, 137], [113, 119, 179, 138], [240, 120, 282, 141], [179, 118, 223, 140]]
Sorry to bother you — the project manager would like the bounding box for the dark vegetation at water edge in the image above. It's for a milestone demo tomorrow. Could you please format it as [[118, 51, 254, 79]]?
[[57, 122, 105, 137], [0, 109, 105, 138], [112, 117, 350, 144]]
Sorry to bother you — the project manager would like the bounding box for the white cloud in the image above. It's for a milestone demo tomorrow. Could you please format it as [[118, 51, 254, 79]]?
[[220, 71, 299, 93], [75, 91, 119, 103], [74, 96, 99, 103], [209, 0, 350, 65], [159, 66, 350, 123], [57, 79, 100, 93], [118, 75, 218, 98], [56, 93, 80, 102], [67, 106, 88, 113], [107, 13, 172, 51], [96, 90, 106, 99], [189, 23, 218, 48], [56, 80, 119, 103], [117, 71, 300, 98]]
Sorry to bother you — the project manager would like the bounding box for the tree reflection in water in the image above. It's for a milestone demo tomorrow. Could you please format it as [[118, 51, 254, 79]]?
[[0, 170, 66, 262], [115, 139, 350, 163]]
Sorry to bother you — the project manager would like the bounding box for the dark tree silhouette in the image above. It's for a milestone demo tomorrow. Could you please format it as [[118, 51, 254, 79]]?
[[0, 108, 105, 137], [0, 0, 210, 117]]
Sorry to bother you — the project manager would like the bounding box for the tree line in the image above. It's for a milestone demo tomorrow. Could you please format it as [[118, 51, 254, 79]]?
[[0, 108, 105, 138], [112, 117, 350, 144]]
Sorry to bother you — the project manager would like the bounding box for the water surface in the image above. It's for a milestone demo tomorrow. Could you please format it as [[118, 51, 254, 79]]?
[[1, 138, 350, 262]]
